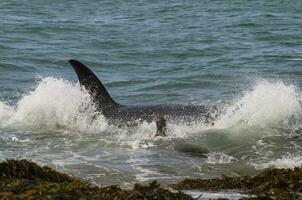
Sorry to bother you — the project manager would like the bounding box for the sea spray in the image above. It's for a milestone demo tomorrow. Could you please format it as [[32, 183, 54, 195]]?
[[214, 80, 301, 129], [252, 153, 302, 170], [0, 77, 109, 133], [0, 77, 302, 186], [0, 78, 301, 140]]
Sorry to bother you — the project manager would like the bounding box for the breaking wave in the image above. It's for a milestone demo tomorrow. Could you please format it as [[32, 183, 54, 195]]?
[[215, 80, 301, 129], [0, 77, 301, 138], [0, 77, 109, 133], [206, 152, 238, 164], [252, 153, 302, 169], [0, 76, 301, 185]]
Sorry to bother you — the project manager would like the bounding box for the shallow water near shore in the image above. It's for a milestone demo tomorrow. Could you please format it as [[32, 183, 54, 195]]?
[[0, 0, 302, 188], [183, 190, 249, 200]]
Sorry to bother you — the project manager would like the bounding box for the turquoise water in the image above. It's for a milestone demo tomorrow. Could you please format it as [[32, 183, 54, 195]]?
[[0, 1, 302, 186]]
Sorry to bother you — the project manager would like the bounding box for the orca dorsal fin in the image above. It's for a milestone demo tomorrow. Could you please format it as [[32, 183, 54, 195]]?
[[69, 59, 118, 108]]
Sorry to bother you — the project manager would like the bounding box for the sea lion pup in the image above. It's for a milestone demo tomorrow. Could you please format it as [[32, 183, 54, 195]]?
[[155, 115, 167, 137]]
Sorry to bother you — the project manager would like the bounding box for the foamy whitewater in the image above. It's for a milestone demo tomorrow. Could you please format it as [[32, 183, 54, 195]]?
[[0, 77, 301, 186]]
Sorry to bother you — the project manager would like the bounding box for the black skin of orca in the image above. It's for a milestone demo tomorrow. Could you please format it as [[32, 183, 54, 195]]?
[[69, 60, 218, 126]]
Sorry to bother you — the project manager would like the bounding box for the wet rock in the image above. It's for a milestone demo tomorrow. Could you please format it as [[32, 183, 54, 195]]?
[[0, 159, 193, 200], [0, 159, 73, 182], [172, 167, 302, 199], [2, 159, 302, 199]]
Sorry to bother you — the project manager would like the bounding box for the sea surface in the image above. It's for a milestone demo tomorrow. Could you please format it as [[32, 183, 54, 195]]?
[[0, 0, 302, 187]]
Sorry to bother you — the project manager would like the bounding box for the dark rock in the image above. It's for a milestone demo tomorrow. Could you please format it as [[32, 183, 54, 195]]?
[[0, 159, 193, 200]]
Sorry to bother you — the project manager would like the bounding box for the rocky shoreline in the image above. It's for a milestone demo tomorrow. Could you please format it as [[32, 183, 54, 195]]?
[[0, 159, 301, 200], [172, 167, 302, 199]]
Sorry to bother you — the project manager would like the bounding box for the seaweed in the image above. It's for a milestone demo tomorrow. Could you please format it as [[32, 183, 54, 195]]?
[[0, 159, 73, 183], [172, 167, 302, 199], [0, 159, 193, 200], [1, 159, 302, 199]]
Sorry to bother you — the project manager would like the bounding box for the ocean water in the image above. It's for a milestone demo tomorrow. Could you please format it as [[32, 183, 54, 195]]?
[[0, 0, 302, 187]]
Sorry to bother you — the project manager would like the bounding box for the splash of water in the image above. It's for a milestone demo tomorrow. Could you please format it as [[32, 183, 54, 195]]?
[[0, 78, 300, 140], [206, 152, 238, 164], [0, 77, 302, 185], [252, 153, 302, 169], [215, 80, 301, 129], [0, 77, 109, 133]]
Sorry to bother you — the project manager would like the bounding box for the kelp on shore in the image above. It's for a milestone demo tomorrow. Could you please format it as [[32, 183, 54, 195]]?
[[172, 167, 302, 199], [0, 159, 191, 200], [1, 159, 302, 200]]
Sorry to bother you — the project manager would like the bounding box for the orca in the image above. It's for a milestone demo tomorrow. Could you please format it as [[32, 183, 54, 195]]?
[[69, 60, 219, 127]]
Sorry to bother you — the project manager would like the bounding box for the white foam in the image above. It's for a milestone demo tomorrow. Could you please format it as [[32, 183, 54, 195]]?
[[0, 78, 301, 145], [215, 80, 301, 129], [252, 153, 302, 170], [183, 190, 249, 200], [0, 102, 15, 126], [0, 77, 109, 133], [206, 152, 238, 164], [127, 155, 161, 182], [8, 136, 30, 143]]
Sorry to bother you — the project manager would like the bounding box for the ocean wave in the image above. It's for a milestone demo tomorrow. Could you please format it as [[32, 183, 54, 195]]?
[[214, 80, 301, 129], [251, 153, 302, 169], [0, 77, 300, 142], [206, 152, 238, 164], [0, 77, 109, 133]]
